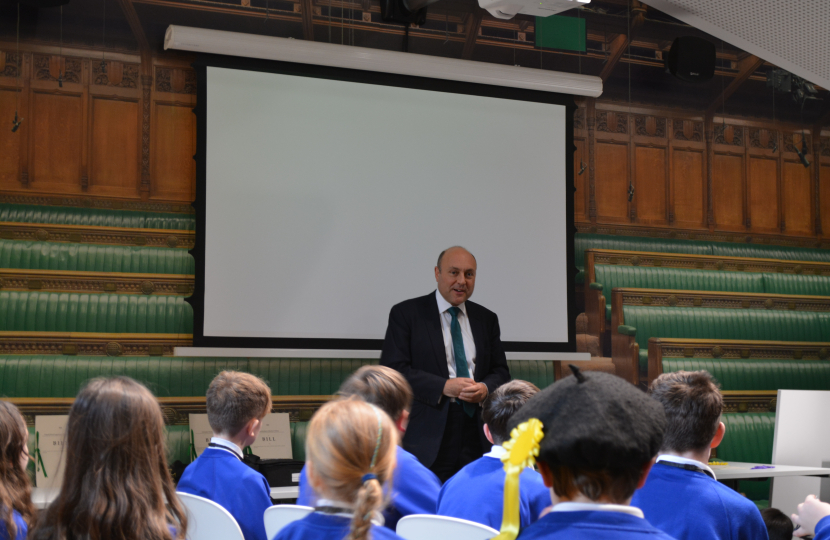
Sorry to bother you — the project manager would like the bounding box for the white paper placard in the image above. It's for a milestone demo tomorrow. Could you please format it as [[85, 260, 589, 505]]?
[[771, 390, 830, 515], [250, 413, 292, 460], [189, 414, 215, 457], [35, 415, 68, 489]]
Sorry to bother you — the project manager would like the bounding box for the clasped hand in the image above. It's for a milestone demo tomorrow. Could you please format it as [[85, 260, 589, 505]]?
[[443, 377, 488, 403]]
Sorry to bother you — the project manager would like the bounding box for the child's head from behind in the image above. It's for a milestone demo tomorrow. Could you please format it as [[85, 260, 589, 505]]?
[[206, 371, 272, 442], [338, 365, 412, 429], [761, 507, 794, 540], [648, 370, 723, 454], [306, 398, 397, 540], [482, 380, 540, 445], [509, 369, 665, 505], [31, 376, 186, 540], [0, 401, 35, 538]]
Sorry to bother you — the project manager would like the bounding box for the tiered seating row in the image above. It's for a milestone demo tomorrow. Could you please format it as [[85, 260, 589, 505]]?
[[0, 204, 195, 230]]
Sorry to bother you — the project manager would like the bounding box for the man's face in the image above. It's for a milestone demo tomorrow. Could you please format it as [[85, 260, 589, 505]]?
[[435, 248, 476, 306]]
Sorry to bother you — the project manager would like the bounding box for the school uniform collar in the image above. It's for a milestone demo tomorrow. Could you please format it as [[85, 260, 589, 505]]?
[[656, 454, 717, 480], [208, 437, 243, 461], [483, 445, 507, 459], [315, 499, 384, 526], [551, 502, 644, 518]]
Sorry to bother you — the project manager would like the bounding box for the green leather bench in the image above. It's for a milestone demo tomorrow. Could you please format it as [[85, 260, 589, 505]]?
[[0, 240, 195, 274], [0, 204, 195, 231], [0, 356, 555, 399], [0, 291, 193, 334], [718, 412, 775, 502]]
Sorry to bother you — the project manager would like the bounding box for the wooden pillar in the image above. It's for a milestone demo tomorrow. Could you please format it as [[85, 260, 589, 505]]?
[[139, 55, 152, 198], [18, 52, 31, 187], [587, 98, 597, 223], [813, 126, 822, 236], [705, 114, 714, 229]]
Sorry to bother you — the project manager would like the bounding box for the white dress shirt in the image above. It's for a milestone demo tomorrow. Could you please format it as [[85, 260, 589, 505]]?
[[435, 289, 476, 378], [656, 454, 717, 480], [552, 502, 645, 518], [209, 436, 244, 460]]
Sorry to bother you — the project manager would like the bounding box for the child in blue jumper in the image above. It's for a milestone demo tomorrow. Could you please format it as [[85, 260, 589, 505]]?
[[297, 365, 440, 530], [631, 371, 767, 540], [275, 398, 406, 540], [0, 402, 35, 540], [496, 366, 676, 540], [177, 371, 273, 540], [437, 380, 549, 529]]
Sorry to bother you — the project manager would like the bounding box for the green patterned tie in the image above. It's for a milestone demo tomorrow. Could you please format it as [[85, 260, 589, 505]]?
[[448, 306, 476, 417]]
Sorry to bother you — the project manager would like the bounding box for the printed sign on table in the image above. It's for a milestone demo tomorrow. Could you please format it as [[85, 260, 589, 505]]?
[[35, 415, 68, 489]]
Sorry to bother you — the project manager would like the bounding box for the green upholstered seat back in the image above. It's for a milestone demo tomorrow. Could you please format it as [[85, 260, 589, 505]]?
[[0, 240, 195, 274], [595, 266, 766, 297], [623, 307, 830, 352], [763, 273, 830, 296], [662, 358, 830, 391], [717, 413, 775, 500], [712, 243, 830, 263], [0, 204, 195, 230], [0, 356, 554, 399], [0, 291, 193, 333]]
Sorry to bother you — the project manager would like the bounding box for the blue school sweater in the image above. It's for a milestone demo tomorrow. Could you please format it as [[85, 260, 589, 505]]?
[[436, 453, 550, 529], [631, 462, 767, 540], [0, 510, 26, 540], [815, 515, 830, 540], [297, 446, 440, 530], [517, 509, 677, 540], [273, 512, 406, 540], [177, 447, 272, 540]]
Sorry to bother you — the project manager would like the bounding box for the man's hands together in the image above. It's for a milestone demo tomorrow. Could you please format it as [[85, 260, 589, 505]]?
[[443, 378, 488, 403]]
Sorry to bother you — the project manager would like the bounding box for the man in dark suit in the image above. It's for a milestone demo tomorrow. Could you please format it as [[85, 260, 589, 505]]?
[[380, 246, 511, 482]]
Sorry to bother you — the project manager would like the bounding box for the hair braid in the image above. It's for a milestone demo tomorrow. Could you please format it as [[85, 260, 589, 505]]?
[[349, 478, 382, 540]]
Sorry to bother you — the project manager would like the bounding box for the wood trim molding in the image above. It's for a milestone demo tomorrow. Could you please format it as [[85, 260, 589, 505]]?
[[615, 288, 830, 312], [0, 332, 192, 356], [8, 395, 333, 426], [0, 269, 194, 296], [0, 194, 194, 214], [721, 391, 777, 414], [649, 338, 830, 361], [0, 222, 195, 249], [575, 222, 829, 249]]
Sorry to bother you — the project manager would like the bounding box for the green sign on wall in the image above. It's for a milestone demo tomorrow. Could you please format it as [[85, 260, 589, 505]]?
[[535, 15, 586, 52]]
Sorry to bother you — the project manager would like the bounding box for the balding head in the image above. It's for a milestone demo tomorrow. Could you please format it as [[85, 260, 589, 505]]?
[[435, 246, 477, 306]]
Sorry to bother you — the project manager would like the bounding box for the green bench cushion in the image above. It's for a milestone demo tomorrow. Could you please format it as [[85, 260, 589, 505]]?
[[763, 273, 830, 296], [0, 240, 195, 274], [0, 356, 556, 399], [712, 244, 830, 263], [0, 291, 193, 333], [718, 412, 775, 501], [662, 358, 830, 391], [0, 203, 195, 231]]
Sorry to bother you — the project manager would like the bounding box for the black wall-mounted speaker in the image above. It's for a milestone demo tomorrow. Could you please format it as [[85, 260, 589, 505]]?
[[666, 36, 716, 83]]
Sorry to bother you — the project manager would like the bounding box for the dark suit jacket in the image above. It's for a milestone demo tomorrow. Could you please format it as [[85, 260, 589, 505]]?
[[380, 292, 511, 468]]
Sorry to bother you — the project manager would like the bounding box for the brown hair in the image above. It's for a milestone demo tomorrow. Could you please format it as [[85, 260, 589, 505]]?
[[761, 507, 794, 540], [306, 399, 397, 540], [481, 380, 540, 444], [206, 371, 272, 435], [29, 377, 187, 540], [547, 464, 643, 504], [649, 370, 723, 453], [338, 365, 413, 421], [0, 401, 35, 539]]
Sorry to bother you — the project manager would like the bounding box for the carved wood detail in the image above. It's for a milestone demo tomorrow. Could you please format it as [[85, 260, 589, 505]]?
[[573, 108, 585, 130], [714, 124, 744, 146], [619, 288, 830, 312], [748, 128, 778, 150], [33, 55, 82, 83], [141, 74, 152, 193], [0, 332, 192, 356], [0, 194, 194, 214], [673, 120, 703, 142], [596, 111, 628, 134], [155, 67, 197, 94], [0, 52, 21, 78], [634, 115, 666, 137], [91, 61, 139, 88], [0, 269, 194, 295], [0, 223, 195, 249], [784, 133, 812, 153]]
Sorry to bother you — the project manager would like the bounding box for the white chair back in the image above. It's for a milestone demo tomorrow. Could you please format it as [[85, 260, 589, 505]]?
[[176, 492, 245, 540], [263, 504, 314, 539], [396, 514, 499, 540]]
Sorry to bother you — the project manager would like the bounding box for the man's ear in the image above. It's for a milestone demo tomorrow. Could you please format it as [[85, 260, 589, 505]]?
[[434, 266, 440, 282], [636, 456, 657, 490], [396, 410, 410, 434], [483, 424, 494, 445], [710, 421, 726, 449], [537, 460, 554, 489]]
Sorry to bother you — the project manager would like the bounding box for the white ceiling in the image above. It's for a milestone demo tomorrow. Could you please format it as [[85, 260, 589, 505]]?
[[639, 0, 830, 90]]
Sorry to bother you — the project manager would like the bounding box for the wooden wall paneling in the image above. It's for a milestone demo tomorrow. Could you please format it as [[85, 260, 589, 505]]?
[[587, 99, 597, 223], [594, 110, 630, 223], [670, 147, 705, 228], [633, 144, 667, 224], [20, 53, 31, 187], [80, 59, 90, 189], [705, 116, 714, 228], [28, 91, 84, 193], [0, 88, 20, 188], [821, 160, 830, 236], [151, 102, 196, 202], [747, 156, 779, 232], [712, 152, 745, 230], [782, 159, 813, 235], [574, 136, 587, 221], [89, 96, 140, 197]]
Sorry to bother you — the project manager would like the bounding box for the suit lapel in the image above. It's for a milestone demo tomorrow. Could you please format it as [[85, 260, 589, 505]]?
[[467, 303, 486, 382], [423, 292, 450, 379]]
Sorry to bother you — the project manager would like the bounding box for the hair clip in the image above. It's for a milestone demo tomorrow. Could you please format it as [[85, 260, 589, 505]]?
[[569, 364, 587, 383]]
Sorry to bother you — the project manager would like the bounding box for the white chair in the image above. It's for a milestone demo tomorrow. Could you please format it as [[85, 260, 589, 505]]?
[[263, 504, 314, 539], [176, 492, 245, 540], [396, 515, 499, 540]]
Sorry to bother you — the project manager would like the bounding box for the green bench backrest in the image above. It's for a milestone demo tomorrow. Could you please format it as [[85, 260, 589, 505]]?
[[718, 412, 775, 500], [0, 356, 555, 399], [763, 273, 830, 296], [0, 291, 193, 333], [662, 358, 830, 391], [0, 240, 195, 274], [712, 243, 830, 263], [0, 204, 195, 231]]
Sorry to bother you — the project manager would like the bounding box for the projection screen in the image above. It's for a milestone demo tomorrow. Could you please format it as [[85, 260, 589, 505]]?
[[191, 56, 577, 353]]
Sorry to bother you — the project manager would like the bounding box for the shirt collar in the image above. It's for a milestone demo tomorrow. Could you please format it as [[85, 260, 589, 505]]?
[[315, 499, 384, 526], [435, 290, 467, 317], [209, 437, 244, 460], [551, 502, 644, 518], [656, 454, 717, 480], [483, 445, 507, 459]]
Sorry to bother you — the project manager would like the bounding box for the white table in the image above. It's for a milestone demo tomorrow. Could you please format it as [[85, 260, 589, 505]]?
[[710, 462, 830, 494], [270, 486, 300, 500]]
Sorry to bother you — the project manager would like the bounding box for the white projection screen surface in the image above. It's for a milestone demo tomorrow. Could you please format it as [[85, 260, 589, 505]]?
[[194, 61, 576, 352]]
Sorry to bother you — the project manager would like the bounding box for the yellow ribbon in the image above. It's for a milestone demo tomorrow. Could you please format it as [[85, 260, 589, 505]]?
[[492, 418, 544, 540]]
